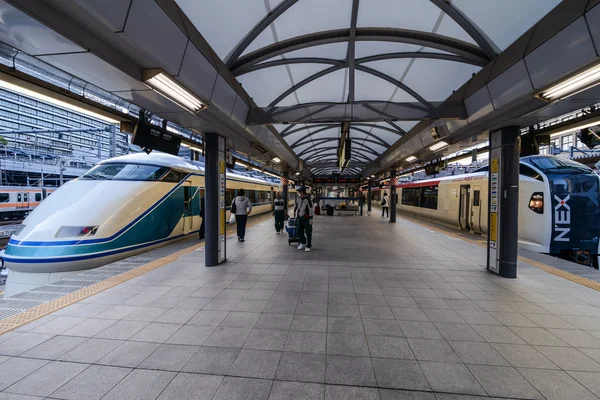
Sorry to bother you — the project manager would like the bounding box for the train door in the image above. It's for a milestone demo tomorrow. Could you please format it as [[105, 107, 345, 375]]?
[[183, 182, 193, 234], [16, 192, 28, 209], [471, 185, 482, 234], [459, 185, 470, 230]]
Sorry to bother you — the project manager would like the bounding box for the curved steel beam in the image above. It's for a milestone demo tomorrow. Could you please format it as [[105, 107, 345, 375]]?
[[269, 63, 430, 107], [299, 144, 379, 159], [288, 126, 338, 144], [304, 149, 373, 163], [355, 65, 431, 107], [356, 51, 481, 66], [351, 126, 400, 142], [283, 122, 404, 137], [235, 58, 343, 76], [294, 137, 389, 151], [429, 0, 500, 59], [283, 123, 337, 137], [269, 65, 341, 106], [235, 51, 482, 77], [225, 0, 299, 67], [292, 128, 390, 149], [230, 28, 490, 73]]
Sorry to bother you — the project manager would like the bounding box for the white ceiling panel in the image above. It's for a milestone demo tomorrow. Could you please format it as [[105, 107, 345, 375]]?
[[402, 59, 480, 102], [176, 0, 267, 60], [354, 69, 400, 101], [273, 0, 352, 42], [237, 65, 294, 107], [287, 68, 348, 104], [453, 0, 561, 51], [435, 13, 476, 45], [361, 59, 413, 82], [358, 0, 439, 32]]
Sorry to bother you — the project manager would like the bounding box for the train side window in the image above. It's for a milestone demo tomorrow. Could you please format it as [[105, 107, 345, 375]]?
[[23, 193, 28, 202], [401, 187, 421, 207], [420, 186, 439, 209], [519, 164, 543, 181], [35, 193, 41, 201], [162, 169, 184, 183], [473, 191, 480, 206], [17, 193, 21, 202], [0, 193, 8, 202]]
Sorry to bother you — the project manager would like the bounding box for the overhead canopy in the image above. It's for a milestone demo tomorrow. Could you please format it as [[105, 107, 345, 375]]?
[[177, 0, 561, 176]]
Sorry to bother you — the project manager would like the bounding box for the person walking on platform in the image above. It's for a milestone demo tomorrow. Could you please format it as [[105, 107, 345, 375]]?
[[381, 192, 390, 218], [295, 187, 314, 252], [273, 191, 285, 234], [231, 189, 252, 242]]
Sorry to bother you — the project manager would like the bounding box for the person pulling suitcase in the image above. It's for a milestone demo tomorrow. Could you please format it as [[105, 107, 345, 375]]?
[[294, 187, 314, 252]]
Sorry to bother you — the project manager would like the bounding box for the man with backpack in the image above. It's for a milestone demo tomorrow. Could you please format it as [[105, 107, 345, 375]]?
[[231, 189, 252, 242], [294, 187, 314, 252]]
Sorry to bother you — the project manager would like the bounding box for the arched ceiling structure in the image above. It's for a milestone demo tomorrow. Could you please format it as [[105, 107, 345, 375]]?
[[175, 0, 559, 176]]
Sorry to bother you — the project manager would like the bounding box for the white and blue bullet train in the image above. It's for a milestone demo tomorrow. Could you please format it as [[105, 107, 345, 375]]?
[[371, 155, 600, 267], [2, 152, 293, 296]]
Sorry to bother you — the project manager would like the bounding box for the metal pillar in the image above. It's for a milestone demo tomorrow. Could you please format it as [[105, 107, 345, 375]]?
[[487, 126, 519, 278], [367, 180, 372, 212], [205, 133, 227, 267], [282, 171, 289, 206], [109, 125, 117, 158], [390, 172, 397, 223], [359, 190, 363, 216]]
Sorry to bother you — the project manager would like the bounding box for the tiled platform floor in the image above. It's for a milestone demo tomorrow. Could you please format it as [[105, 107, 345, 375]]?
[[2, 212, 600, 399]]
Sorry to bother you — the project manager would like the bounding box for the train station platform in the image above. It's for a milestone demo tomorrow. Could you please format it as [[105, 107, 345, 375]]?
[[2, 212, 600, 400]]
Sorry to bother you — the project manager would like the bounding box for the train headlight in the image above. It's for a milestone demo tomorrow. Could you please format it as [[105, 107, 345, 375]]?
[[528, 192, 544, 214], [55, 226, 99, 238]]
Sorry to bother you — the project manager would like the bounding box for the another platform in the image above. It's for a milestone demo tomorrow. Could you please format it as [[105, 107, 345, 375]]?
[[1, 212, 600, 399]]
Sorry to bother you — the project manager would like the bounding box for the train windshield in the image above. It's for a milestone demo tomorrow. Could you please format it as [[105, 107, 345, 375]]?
[[81, 163, 170, 181], [522, 156, 593, 174]]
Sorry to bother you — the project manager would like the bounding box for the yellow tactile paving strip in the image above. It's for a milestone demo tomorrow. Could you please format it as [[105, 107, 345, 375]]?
[[395, 212, 600, 292], [0, 212, 274, 334]]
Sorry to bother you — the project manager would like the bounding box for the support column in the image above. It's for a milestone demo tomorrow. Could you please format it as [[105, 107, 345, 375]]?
[[390, 171, 397, 223], [367, 180, 372, 212], [487, 126, 519, 278], [205, 133, 227, 267], [282, 171, 289, 207]]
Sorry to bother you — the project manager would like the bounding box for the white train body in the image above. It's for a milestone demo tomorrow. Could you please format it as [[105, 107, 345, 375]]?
[[2, 152, 292, 296], [371, 156, 600, 260]]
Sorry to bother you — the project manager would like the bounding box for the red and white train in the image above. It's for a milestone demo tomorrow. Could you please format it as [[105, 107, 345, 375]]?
[[369, 155, 600, 265]]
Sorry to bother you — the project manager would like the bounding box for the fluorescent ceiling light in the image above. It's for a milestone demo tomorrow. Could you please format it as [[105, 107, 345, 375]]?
[[235, 161, 247, 167], [143, 70, 206, 113], [405, 156, 417, 162], [252, 167, 262, 172], [272, 157, 281, 164], [295, 172, 300, 175], [0, 78, 119, 124], [429, 141, 449, 152], [541, 63, 600, 101]]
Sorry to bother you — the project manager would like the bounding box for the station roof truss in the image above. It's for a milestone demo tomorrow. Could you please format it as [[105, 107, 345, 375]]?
[[176, 0, 561, 176]]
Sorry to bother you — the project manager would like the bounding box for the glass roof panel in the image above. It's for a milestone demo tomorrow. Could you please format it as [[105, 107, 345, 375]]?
[[391, 84, 421, 103], [354, 69, 403, 102], [289, 63, 333, 84], [435, 14, 476, 45], [361, 59, 413, 82], [356, 126, 401, 145], [355, 42, 421, 59], [281, 68, 348, 104], [401, 59, 480, 101], [311, 127, 339, 140], [268, 0, 284, 8], [176, 0, 266, 60], [273, 0, 352, 42], [357, 0, 440, 32], [453, 0, 561, 51], [236, 65, 295, 107]]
